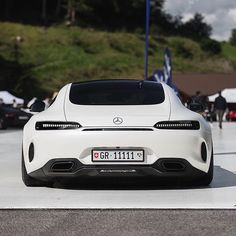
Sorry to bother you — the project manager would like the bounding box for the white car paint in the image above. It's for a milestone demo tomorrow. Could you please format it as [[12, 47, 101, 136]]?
[[22, 80, 212, 183]]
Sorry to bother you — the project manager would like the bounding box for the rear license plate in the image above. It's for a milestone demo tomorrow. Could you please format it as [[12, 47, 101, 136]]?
[[92, 150, 144, 162]]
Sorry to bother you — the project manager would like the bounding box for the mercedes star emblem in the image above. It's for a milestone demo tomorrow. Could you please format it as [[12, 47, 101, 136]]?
[[113, 117, 123, 125]]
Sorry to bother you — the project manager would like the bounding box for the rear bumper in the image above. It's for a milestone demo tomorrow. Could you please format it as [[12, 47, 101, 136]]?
[[29, 158, 208, 183], [24, 128, 212, 174]]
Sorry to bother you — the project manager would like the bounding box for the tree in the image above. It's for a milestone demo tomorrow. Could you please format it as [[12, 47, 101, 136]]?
[[55, 0, 62, 19], [230, 29, 236, 46], [3, 0, 12, 20], [66, 0, 77, 24], [65, 0, 91, 25], [200, 39, 222, 55], [180, 13, 212, 41], [42, 0, 47, 25], [81, 0, 167, 31]]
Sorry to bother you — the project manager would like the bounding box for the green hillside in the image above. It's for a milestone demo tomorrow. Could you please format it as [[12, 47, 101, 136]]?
[[222, 43, 236, 61], [0, 22, 236, 98]]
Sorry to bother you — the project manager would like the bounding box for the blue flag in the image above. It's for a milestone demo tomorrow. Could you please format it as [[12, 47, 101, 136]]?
[[152, 48, 172, 85], [163, 48, 172, 86], [152, 69, 164, 82], [152, 48, 179, 96]]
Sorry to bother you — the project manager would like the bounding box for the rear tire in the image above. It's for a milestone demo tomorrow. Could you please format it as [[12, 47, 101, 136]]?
[[200, 148, 214, 186], [22, 151, 51, 187]]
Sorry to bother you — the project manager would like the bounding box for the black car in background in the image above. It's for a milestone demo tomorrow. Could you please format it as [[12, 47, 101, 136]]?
[[0, 105, 32, 129], [0, 110, 7, 129]]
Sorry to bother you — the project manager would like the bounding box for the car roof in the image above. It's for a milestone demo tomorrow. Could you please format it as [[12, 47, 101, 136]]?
[[71, 79, 161, 86]]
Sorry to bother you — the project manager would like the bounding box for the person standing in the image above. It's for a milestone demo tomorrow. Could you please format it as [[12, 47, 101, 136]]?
[[188, 91, 205, 109], [192, 91, 202, 104], [214, 91, 227, 129], [12, 99, 17, 108]]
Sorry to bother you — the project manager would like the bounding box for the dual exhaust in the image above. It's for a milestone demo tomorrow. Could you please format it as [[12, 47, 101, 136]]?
[[50, 160, 186, 173]]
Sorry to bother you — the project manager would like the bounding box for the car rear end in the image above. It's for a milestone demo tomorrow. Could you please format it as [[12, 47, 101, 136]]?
[[24, 80, 212, 185]]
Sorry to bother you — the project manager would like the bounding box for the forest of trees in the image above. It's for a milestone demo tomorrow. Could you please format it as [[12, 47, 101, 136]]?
[[0, 0, 212, 41]]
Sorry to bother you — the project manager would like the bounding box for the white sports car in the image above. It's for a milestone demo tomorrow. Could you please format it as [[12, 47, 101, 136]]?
[[22, 80, 213, 187]]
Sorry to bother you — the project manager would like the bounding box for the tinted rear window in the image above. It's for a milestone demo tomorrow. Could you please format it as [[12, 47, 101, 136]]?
[[69, 80, 165, 105]]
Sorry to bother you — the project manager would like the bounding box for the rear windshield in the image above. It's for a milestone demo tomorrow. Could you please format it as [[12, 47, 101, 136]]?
[[69, 80, 165, 105]]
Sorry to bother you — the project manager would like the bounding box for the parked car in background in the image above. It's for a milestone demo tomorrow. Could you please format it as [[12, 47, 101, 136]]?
[[0, 105, 32, 128], [0, 110, 7, 129], [226, 110, 236, 121]]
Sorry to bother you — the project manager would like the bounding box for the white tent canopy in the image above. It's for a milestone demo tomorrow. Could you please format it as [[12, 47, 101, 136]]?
[[208, 88, 236, 103], [0, 91, 24, 105]]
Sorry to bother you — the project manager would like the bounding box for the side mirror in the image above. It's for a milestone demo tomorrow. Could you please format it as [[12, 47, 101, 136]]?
[[30, 100, 45, 112], [189, 103, 204, 113]]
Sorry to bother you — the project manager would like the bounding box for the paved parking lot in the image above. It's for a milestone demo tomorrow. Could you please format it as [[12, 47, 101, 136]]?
[[0, 210, 236, 236], [0, 123, 236, 209]]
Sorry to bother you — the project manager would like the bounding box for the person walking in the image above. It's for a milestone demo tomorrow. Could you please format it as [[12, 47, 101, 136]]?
[[214, 91, 227, 129]]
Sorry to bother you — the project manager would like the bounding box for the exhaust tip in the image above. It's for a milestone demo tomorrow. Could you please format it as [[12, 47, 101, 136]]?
[[51, 161, 75, 172], [161, 161, 186, 172]]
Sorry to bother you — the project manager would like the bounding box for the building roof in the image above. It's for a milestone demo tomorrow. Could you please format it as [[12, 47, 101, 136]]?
[[0, 91, 24, 104], [174, 73, 236, 96], [208, 88, 236, 103]]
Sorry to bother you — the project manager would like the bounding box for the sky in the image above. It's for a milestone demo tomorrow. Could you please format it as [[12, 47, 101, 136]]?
[[164, 0, 236, 41]]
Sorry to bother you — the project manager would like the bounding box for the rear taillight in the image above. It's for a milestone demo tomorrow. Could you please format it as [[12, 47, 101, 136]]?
[[154, 121, 200, 130], [35, 121, 81, 130]]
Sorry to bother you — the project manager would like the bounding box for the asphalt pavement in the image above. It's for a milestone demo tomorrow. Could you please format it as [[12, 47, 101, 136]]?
[[0, 210, 236, 236]]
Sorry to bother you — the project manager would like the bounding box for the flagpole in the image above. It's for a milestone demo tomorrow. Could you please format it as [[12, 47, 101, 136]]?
[[144, 0, 150, 80]]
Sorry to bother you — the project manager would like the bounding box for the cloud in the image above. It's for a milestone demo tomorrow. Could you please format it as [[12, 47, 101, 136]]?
[[203, 14, 217, 25], [228, 8, 236, 22], [164, 0, 236, 41], [182, 13, 193, 23]]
